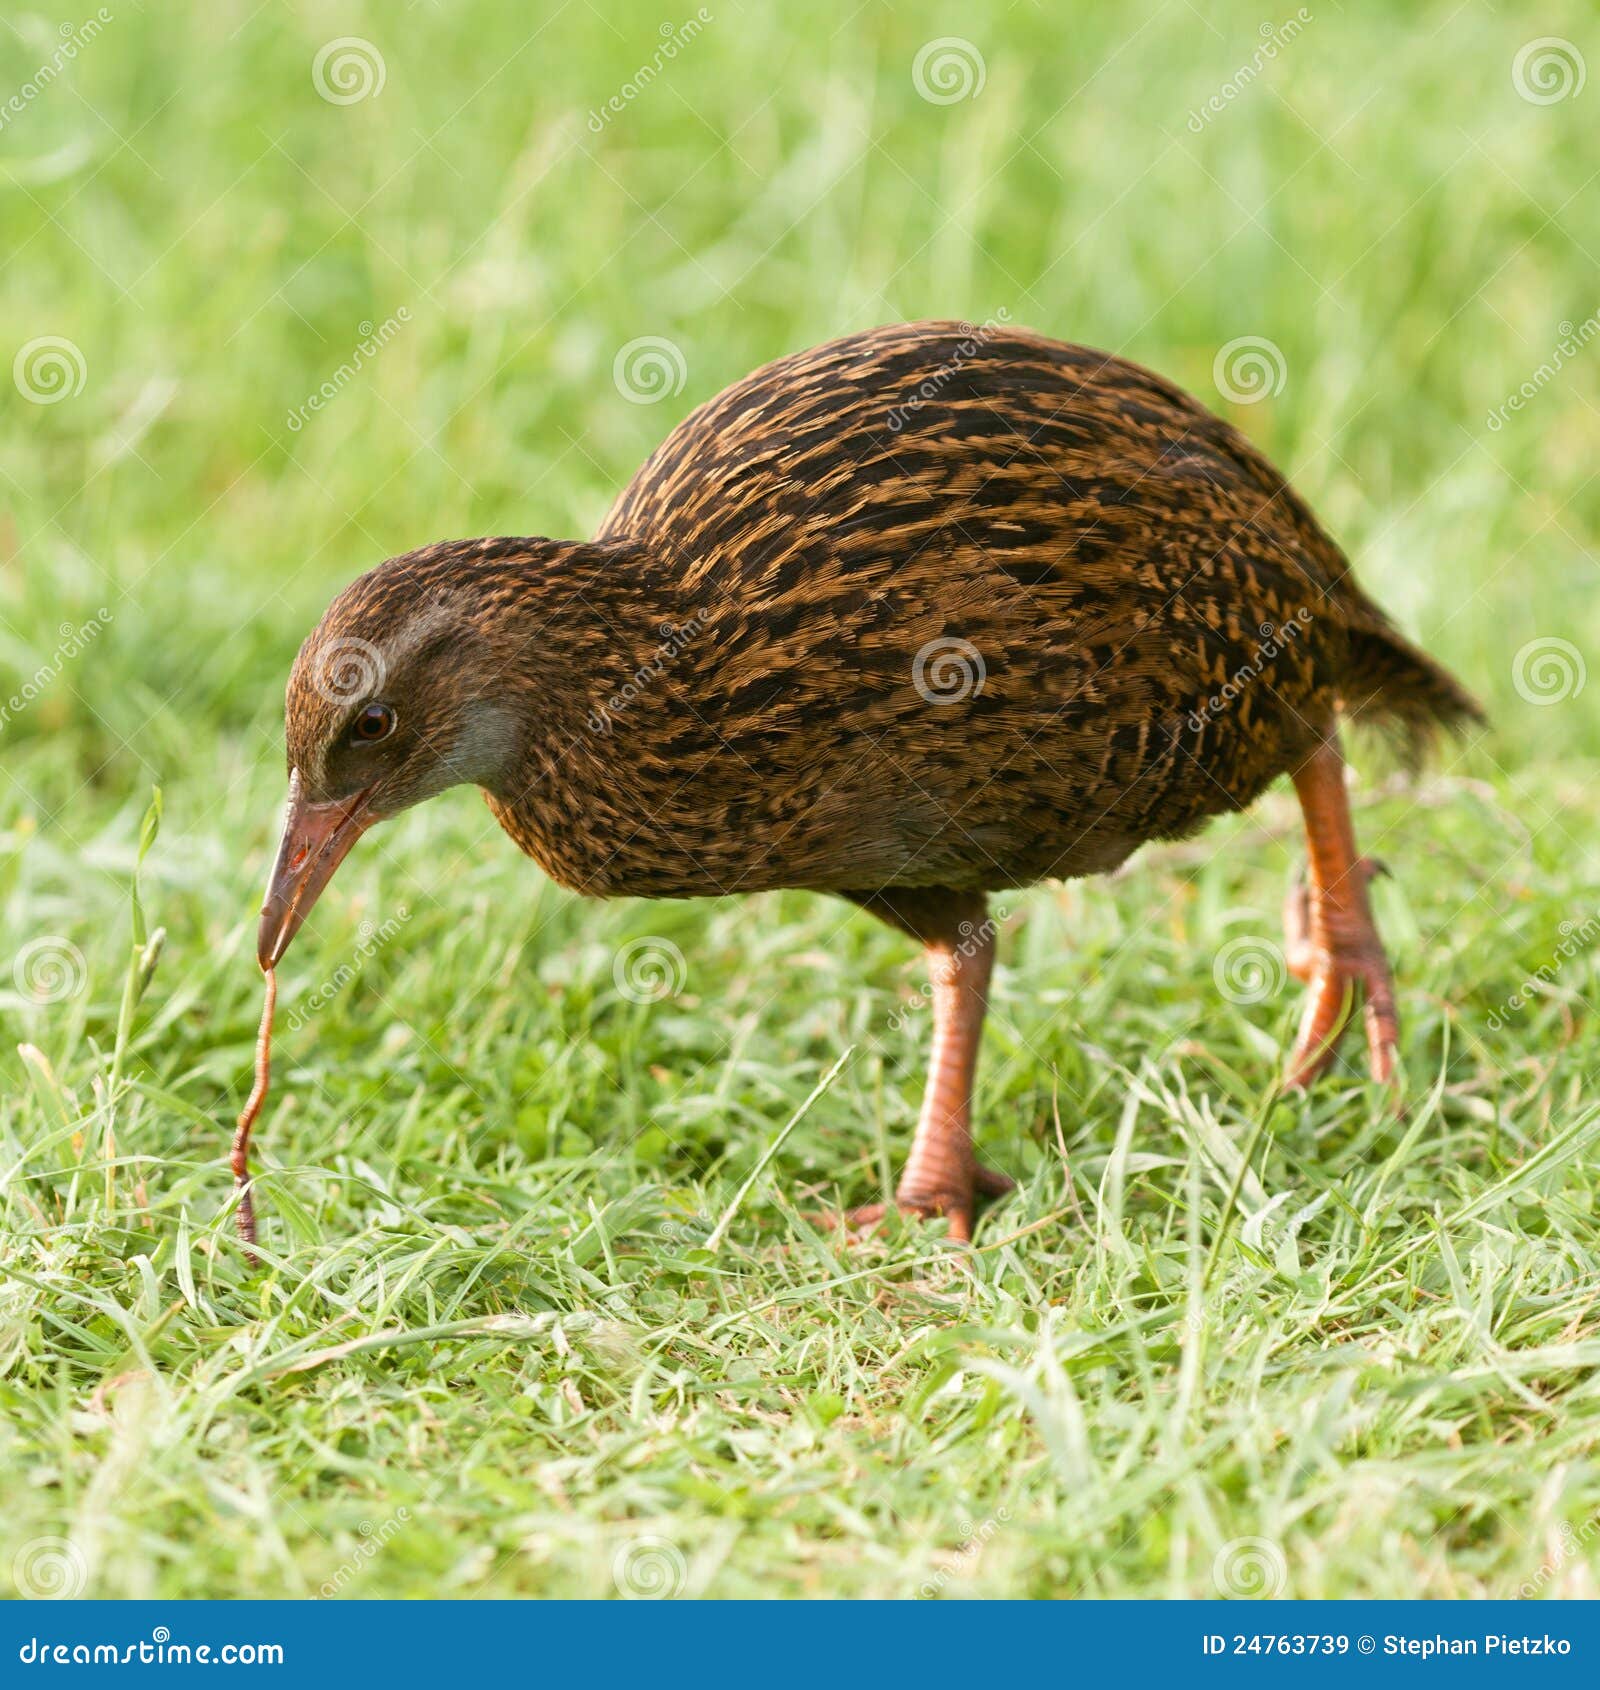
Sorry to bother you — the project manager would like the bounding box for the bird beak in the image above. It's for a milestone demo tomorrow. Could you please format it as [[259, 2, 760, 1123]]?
[[257, 769, 377, 968]]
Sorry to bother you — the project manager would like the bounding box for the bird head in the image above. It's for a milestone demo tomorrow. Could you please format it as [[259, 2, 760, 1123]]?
[[257, 545, 529, 969]]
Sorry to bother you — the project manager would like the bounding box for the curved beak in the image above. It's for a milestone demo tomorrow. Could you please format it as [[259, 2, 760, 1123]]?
[[257, 769, 377, 968]]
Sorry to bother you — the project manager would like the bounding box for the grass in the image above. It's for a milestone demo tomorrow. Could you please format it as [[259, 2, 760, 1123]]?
[[3, 0, 1600, 1600]]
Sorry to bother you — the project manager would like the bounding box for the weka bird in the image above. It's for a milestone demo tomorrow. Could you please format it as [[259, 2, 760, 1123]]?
[[261, 321, 1481, 1241]]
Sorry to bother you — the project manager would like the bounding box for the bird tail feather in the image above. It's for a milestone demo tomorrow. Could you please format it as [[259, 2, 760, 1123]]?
[[1340, 612, 1485, 766]]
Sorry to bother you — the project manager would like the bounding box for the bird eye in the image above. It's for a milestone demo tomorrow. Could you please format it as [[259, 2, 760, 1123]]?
[[350, 702, 396, 744]]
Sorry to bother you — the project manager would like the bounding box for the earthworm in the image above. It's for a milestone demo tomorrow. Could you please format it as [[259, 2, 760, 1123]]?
[[231, 965, 275, 1263]]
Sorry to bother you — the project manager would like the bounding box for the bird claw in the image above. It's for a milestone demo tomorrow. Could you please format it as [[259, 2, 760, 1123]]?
[[973, 1164, 1017, 1198], [1283, 946, 1398, 1090], [831, 1165, 1016, 1246], [844, 1197, 974, 1244]]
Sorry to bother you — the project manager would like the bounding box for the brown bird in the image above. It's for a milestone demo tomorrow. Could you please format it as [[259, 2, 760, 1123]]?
[[260, 320, 1480, 1242]]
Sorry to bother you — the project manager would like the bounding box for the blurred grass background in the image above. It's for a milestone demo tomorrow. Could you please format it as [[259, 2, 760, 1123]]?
[[1, 0, 1598, 1599]]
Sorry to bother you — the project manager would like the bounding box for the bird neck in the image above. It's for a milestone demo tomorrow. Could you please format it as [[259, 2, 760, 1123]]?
[[477, 535, 702, 888], [484, 534, 681, 749]]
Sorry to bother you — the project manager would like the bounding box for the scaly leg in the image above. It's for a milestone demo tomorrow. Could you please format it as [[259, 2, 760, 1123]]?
[[1284, 735, 1399, 1087], [844, 889, 1013, 1242]]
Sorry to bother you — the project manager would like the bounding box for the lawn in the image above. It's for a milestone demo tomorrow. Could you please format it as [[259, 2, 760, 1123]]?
[[2, 0, 1599, 1601]]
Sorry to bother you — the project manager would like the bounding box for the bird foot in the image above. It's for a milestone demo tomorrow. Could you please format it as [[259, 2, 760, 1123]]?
[[1283, 857, 1388, 983], [838, 1166, 1015, 1245], [1284, 941, 1398, 1089], [1282, 741, 1399, 1093]]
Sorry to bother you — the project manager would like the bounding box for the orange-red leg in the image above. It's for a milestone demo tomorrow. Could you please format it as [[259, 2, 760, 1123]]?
[[1284, 735, 1398, 1087], [844, 890, 1013, 1242]]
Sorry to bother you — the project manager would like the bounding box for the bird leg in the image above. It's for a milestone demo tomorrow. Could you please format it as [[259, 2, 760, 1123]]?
[[1284, 736, 1398, 1087], [844, 889, 1013, 1243]]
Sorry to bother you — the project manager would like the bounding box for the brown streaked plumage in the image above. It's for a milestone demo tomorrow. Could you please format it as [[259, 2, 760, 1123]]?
[[259, 320, 1482, 1242]]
